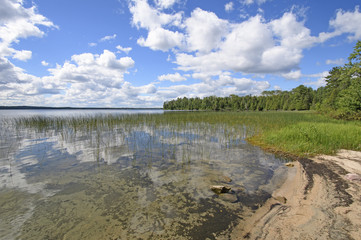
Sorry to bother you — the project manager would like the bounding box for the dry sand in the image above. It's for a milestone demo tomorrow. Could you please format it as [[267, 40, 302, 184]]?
[[231, 150, 361, 240]]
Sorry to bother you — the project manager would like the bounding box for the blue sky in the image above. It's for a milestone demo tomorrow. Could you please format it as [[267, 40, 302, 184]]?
[[1, 0, 360, 107]]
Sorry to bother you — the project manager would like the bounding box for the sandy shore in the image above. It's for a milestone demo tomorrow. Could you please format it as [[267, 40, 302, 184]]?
[[230, 150, 361, 240]]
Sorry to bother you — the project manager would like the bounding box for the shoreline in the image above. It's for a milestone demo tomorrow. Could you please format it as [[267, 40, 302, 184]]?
[[231, 149, 361, 239]]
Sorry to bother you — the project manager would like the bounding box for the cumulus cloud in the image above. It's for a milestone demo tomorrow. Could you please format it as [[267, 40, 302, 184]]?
[[269, 12, 318, 49], [330, 6, 361, 40], [0, 0, 27, 23], [0, 0, 55, 56], [128, 1, 361, 87], [281, 70, 302, 80], [0, 48, 139, 107], [3, 0, 361, 108], [41, 60, 49, 66], [0, 57, 22, 84], [0, 1, 55, 104], [137, 27, 183, 51], [49, 50, 134, 87], [158, 72, 186, 82], [157, 75, 270, 99], [127, 1, 361, 103], [12, 49, 32, 61], [129, 0, 182, 30], [185, 8, 228, 53]]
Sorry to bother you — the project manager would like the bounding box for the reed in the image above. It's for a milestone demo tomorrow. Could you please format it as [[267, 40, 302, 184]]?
[[8, 110, 361, 157]]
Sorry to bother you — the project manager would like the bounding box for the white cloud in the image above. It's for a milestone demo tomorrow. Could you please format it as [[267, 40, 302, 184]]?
[[12, 49, 32, 61], [269, 12, 318, 49], [0, 0, 59, 100], [225, 2, 234, 12], [5, 50, 139, 107], [88, 42, 97, 47], [41, 60, 49, 66], [158, 72, 186, 82], [326, 58, 345, 65], [0, 0, 56, 58], [0, 0, 21, 22], [243, 0, 254, 5], [137, 27, 183, 51], [100, 34, 117, 42], [154, 0, 179, 9], [305, 71, 329, 88], [281, 70, 302, 80], [176, 14, 280, 74], [129, 2, 325, 81], [241, 0, 267, 5], [157, 75, 270, 99], [3, 0, 361, 108], [116, 45, 132, 54], [0, 1, 154, 108], [185, 8, 228, 53], [128, 2, 361, 88], [129, 0, 182, 30], [0, 4, 54, 45], [0, 57, 24, 84], [330, 6, 361, 40]]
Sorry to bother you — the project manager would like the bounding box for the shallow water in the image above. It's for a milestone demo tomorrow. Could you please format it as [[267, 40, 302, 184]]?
[[0, 110, 288, 239]]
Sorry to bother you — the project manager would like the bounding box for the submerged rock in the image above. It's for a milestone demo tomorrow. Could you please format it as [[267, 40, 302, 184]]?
[[211, 185, 231, 194], [285, 162, 295, 167], [219, 193, 238, 203], [220, 176, 232, 183], [274, 196, 287, 204]]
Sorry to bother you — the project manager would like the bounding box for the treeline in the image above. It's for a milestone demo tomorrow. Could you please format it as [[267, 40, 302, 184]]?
[[163, 41, 361, 120], [163, 86, 315, 111]]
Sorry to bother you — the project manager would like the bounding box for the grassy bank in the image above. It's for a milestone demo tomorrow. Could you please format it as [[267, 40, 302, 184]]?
[[6, 110, 361, 157], [246, 112, 361, 157]]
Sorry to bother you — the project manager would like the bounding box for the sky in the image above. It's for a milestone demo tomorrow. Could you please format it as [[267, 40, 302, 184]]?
[[0, 0, 361, 108]]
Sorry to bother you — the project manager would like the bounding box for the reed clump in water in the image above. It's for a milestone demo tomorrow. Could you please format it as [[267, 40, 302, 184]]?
[[10, 111, 361, 157]]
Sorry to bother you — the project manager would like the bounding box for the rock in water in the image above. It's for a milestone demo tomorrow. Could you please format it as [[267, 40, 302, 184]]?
[[211, 185, 231, 194], [285, 162, 294, 167], [219, 193, 238, 203], [221, 176, 232, 183]]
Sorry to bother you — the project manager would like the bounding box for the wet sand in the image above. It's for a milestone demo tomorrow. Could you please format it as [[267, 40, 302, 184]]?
[[231, 150, 361, 240]]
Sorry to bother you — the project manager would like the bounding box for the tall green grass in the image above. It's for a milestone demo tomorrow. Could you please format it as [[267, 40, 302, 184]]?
[[248, 113, 361, 157]]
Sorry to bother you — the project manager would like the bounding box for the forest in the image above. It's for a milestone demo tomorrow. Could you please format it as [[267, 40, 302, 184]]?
[[163, 41, 361, 120]]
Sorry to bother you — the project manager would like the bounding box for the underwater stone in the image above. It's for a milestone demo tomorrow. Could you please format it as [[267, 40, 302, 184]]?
[[219, 193, 238, 203], [210, 185, 231, 194], [285, 163, 295, 167], [221, 176, 232, 183]]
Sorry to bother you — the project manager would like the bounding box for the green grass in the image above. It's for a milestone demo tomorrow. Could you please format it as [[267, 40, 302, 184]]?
[[247, 113, 361, 157], [7, 110, 361, 157]]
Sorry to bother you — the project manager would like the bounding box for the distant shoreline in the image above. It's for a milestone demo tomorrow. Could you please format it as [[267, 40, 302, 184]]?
[[0, 106, 163, 110]]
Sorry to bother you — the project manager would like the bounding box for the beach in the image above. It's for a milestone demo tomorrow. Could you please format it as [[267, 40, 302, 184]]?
[[231, 150, 361, 240]]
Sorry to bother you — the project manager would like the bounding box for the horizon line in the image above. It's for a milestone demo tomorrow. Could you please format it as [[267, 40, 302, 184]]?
[[0, 106, 163, 110]]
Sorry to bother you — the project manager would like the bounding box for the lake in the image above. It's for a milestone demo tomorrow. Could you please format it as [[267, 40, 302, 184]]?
[[0, 109, 289, 239]]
